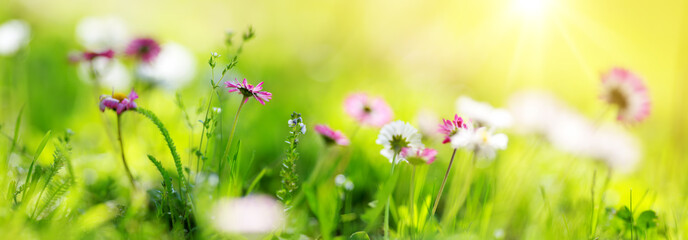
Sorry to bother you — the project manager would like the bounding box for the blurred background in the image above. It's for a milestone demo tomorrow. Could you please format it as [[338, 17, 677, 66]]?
[[1, 0, 687, 238]]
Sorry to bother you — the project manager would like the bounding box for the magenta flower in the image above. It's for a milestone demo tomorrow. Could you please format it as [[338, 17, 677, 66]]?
[[77, 49, 114, 62], [343, 93, 393, 127], [438, 114, 468, 144], [99, 89, 139, 115], [224, 79, 272, 105], [125, 38, 161, 63], [400, 147, 437, 165], [600, 68, 651, 123], [314, 124, 350, 146]]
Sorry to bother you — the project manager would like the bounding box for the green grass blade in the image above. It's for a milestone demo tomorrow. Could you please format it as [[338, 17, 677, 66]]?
[[6, 106, 24, 164], [135, 108, 189, 203], [24, 130, 52, 189]]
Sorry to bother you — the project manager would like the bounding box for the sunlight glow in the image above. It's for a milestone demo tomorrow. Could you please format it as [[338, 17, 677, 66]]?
[[513, 0, 548, 19]]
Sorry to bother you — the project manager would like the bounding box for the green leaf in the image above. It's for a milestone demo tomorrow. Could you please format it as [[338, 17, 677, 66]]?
[[349, 231, 370, 240], [616, 206, 632, 223], [8, 106, 24, 160], [636, 210, 658, 230], [25, 130, 53, 188]]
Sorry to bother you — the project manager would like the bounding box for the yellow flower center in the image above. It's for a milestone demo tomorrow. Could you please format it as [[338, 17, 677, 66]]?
[[113, 93, 127, 101], [608, 88, 628, 110]]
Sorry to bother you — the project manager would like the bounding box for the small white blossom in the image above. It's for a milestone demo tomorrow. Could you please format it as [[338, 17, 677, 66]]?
[[137, 43, 197, 90], [76, 16, 129, 51], [456, 96, 512, 129], [211, 195, 285, 236], [0, 19, 30, 56], [335, 174, 346, 186]]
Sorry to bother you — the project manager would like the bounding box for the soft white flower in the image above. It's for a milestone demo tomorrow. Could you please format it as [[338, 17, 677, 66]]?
[[587, 125, 640, 173], [76, 16, 129, 51], [456, 96, 512, 129], [137, 43, 197, 90], [449, 120, 475, 149], [335, 174, 346, 186], [344, 180, 354, 191], [509, 90, 642, 173], [468, 127, 508, 160], [451, 123, 508, 160], [212, 107, 222, 114], [78, 58, 131, 90], [211, 195, 285, 235], [376, 120, 423, 163], [507, 90, 566, 136], [415, 109, 440, 140], [299, 123, 306, 134], [0, 19, 30, 56]]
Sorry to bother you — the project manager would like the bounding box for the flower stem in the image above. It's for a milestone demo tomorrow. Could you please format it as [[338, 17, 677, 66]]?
[[409, 165, 416, 235], [220, 97, 247, 174], [116, 115, 136, 188], [385, 151, 399, 240], [431, 148, 457, 217]]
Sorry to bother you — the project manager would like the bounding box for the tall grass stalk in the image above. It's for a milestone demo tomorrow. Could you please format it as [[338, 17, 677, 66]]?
[[220, 96, 247, 174], [116, 115, 136, 188], [431, 148, 457, 217], [384, 152, 398, 240]]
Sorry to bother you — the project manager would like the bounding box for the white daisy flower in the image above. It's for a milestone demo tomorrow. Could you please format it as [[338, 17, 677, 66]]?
[[415, 109, 441, 140], [376, 120, 423, 163], [587, 124, 641, 173], [76, 16, 129, 52], [78, 58, 131, 91], [137, 43, 197, 90], [507, 90, 567, 136], [0, 19, 30, 56], [452, 125, 508, 160], [211, 195, 285, 236], [456, 96, 512, 129]]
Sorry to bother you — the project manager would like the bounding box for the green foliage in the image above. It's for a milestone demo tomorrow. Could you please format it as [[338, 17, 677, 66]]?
[[33, 177, 71, 219], [349, 231, 370, 240], [277, 112, 306, 208], [135, 108, 189, 198]]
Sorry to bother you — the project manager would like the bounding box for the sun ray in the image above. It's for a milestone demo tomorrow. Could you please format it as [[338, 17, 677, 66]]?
[[552, 16, 598, 84]]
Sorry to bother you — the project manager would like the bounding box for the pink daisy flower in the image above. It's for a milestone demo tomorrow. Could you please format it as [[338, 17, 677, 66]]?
[[438, 114, 468, 144], [125, 38, 161, 63], [80, 49, 115, 62], [314, 124, 350, 146], [600, 68, 651, 123], [224, 78, 272, 105], [343, 93, 393, 127], [99, 89, 138, 115], [400, 147, 438, 165]]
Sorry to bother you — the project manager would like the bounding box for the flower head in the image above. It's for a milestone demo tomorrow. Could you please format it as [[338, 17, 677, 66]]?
[[452, 126, 508, 160], [416, 109, 441, 140], [600, 68, 651, 123], [99, 89, 138, 114], [125, 38, 160, 63], [314, 124, 349, 146], [76, 16, 129, 52], [400, 147, 437, 165], [456, 96, 512, 129], [225, 78, 272, 105], [438, 114, 468, 144], [0, 19, 30, 56], [344, 93, 393, 127], [82, 49, 115, 61], [376, 120, 423, 163], [288, 114, 306, 134], [335, 174, 354, 191], [211, 195, 285, 235], [137, 43, 196, 90]]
